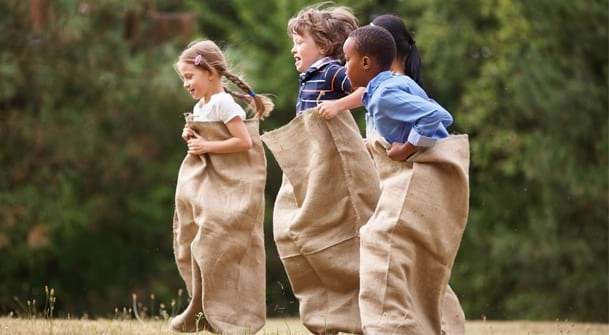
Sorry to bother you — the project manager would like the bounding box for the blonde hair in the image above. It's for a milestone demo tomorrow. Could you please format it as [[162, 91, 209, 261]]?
[[177, 40, 273, 119], [287, 3, 358, 61]]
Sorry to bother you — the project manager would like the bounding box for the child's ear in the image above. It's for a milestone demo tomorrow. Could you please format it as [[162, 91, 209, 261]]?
[[206, 69, 217, 81], [362, 56, 371, 70]]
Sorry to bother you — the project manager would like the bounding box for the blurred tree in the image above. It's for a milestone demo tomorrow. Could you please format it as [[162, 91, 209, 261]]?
[[0, 0, 193, 315], [408, 0, 608, 321], [0, 0, 606, 322]]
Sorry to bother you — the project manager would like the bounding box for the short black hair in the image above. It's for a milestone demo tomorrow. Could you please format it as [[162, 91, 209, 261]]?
[[348, 25, 396, 71]]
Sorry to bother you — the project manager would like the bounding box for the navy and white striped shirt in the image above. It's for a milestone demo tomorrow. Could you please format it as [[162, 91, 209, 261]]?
[[296, 57, 352, 113]]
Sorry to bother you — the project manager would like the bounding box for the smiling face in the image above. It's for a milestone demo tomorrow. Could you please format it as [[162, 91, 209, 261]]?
[[177, 62, 213, 100], [343, 37, 377, 88], [291, 31, 325, 73]]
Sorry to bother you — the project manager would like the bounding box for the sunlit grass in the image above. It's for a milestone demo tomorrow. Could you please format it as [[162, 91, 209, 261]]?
[[1, 318, 608, 335], [3, 287, 607, 334]]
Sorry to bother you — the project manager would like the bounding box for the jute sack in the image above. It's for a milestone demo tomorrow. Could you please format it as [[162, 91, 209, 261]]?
[[261, 110, 381, 335], [172, 117, 266, 334], [360, 134, 470, 335], [441, 286, 466, 335]]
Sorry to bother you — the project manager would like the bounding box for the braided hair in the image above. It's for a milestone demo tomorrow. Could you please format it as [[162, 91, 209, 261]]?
[[177, 40, 274, 119]]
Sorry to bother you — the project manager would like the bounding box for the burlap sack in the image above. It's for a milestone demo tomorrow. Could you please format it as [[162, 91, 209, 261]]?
[[441, 286, 466, 335], [172, 117, 266, 334], [261, 110, 381, 335], [360, 134, 470, 335]]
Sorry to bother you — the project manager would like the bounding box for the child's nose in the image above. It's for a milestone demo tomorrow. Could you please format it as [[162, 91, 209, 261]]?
[[291, 45, 296, 54]]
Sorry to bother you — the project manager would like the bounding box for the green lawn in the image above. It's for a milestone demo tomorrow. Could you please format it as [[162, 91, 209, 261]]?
[[0, 318, 607, 335]]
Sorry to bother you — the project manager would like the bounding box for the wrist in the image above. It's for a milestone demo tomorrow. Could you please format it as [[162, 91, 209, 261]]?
[[334, 99, 346, 111], [199, 141, 209, 153], [405, 142, 418, 154], [388, 142, 418, 161]]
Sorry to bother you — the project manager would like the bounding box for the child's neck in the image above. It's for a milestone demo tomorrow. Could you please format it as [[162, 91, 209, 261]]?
[[391, 58, 406, 75], [302, 56, 329, 73], [201, 80, 224, 104]]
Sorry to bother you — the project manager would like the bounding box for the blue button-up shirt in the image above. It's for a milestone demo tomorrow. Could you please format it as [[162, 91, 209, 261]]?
[[296, 57, 352, 113], [363, 71, 453, 147]]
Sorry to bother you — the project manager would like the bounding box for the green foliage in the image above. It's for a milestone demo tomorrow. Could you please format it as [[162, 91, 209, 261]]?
[[0, 0, 190, 315], [410, 0, 608, 321], [0, 0, 606, 322]]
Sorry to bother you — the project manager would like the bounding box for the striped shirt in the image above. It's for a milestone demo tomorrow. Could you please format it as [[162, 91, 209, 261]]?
[[296, 57, 352, 113]]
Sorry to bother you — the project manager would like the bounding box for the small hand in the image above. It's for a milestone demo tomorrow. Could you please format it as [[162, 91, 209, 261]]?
[[181, 127, 195, 142], [187, 133, 208, 155], [317, 101, 343, 120], [387, 142, 418, 161]]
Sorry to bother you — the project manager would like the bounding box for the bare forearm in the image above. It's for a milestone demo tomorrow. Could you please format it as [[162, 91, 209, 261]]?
[[336, 87, 365, 111], [317, 88, 365, 119], [202, 138, 252, 154]]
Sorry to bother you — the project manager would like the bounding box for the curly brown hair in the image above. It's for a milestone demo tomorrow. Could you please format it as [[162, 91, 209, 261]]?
[[287, 4, 358, 61]]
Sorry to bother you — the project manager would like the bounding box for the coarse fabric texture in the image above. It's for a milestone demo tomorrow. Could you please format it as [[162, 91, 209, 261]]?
[[441, 286, 466, 335], [173, 117, 266, 334], [360, 133, 470, 335], [262, 110, 380, 335]]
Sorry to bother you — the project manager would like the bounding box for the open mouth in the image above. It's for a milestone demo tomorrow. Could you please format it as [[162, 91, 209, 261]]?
[[294, 56, 302, 66]]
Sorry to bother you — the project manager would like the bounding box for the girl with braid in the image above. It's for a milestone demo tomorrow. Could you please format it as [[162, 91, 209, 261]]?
[[171, 40, 273, 333], [176, 40, 272, 154]]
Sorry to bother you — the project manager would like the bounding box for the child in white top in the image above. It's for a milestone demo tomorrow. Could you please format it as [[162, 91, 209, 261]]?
[[191, 91, 245, 123], [176, 40, 273, 154], [171, 39, 273, 332]]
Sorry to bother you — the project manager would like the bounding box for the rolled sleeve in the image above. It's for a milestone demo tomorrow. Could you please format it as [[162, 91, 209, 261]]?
[[379, 87, 453, 146], [407, 128, 437, 147]]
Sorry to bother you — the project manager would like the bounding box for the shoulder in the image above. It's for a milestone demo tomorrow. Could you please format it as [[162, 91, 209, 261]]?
[[213, 92, 239, 107], [212, 92, 246, 114], [376, 83, 407, 102], [380, 75, 426, 98], [212, 93, 246, 122], [323, 63, 350, 91], [391, 75, 429, 98], [323, 62, 345, 78], [384, 75, 409, 89]]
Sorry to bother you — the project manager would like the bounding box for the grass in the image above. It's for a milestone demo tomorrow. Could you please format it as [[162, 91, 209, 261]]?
[[3, 288, 607, 334], [0, 318, 607, 335]]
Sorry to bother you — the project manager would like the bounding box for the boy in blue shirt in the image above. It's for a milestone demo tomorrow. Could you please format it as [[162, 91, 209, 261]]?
[[343, 25, 470, 335], [343, 26, 453, 159]]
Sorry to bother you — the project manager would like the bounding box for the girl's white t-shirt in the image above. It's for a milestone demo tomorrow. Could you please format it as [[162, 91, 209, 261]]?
[[192, 92, 246, 123]]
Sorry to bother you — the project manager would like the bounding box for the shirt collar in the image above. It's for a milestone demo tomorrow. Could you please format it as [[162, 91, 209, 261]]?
[[299, 57, 342, 81], [362, 71, 394, 106]]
